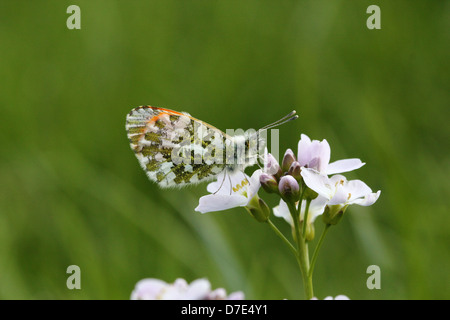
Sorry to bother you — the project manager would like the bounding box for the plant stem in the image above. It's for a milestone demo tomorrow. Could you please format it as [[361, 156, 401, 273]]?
[[298, 233, 313, 299], [286, 200, 314, 299], [309, 224, 331, 278], [297, 181, 306, 218], [266, 219, 298, 258], [302, 199, 311, 238], [286, 202, 302, 256]]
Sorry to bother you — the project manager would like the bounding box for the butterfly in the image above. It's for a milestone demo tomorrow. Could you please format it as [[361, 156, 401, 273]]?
[[126, 106, 297, 188]]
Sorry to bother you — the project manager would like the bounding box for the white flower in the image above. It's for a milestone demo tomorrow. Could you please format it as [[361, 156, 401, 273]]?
[[130, 278, 210, 300], [273, 196, 328, 227], [130, 278, 168, 300], [301, 168, 381, 208], [297, 134, 365, 175], [311, 295, 350, 300], [195, 169, 262, 213], [207, 288, 245, 300], [131, 278, 244, 300]]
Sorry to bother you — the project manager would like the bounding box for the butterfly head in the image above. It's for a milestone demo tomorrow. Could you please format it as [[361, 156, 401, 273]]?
[[227, 110, 298, 172], [226, 130, 265, 173]]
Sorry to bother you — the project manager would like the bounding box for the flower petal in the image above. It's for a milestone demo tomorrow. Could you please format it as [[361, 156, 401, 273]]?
[[264, 149, 281, 175], [297, 134, 331, 173], [273, 199, 293, 226], [227, 291, 245, 300], [307, 196, 328, 223], [130, 278, 167, 300], [346, 179, 373, 201], [328, 174, 348, 185], [301, 168, 333, 199], [350, 190, 381, 206], [297, 134, 312, 166], [185, 279, 211, 300], [162, 278, 189, 300], [195, 194, 248, 213], [316, 139, 330, 173], [247, 169, 262, 200], [327, 159, 365, 175], [334, 295, 350, 300], [206, 171, 250, 195], [328, 186, 350, 206]]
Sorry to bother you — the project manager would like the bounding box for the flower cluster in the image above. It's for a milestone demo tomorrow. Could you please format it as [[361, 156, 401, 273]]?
[[190, 132, 380, 300], [261, 134, 380, 232], [131, 278, 244, 300], [195, 134, 380, 227]]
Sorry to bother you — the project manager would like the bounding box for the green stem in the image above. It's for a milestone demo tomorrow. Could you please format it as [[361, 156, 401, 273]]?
[[302, 199, 311, 238], [286, 200, 314, 299], [286, 202, 302, 258], [309, 224, 331, 278], [297, 181, 306, 219], [298, 234, 313, 299], [266, 219, 297, 258]]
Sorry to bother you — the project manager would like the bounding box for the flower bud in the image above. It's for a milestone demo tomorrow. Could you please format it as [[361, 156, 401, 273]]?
[[264, 153, 282, 179], [303, 186, 318, 201], [258, 198, 271, 222], [260, 173, 279, 194], [278, 175, 300, 202], [304, 221, 315, 241], [281, 149, 296, 172], [246, 195, 270, 222], [287, 161, 302, 182], [322, 204, 347, 225]]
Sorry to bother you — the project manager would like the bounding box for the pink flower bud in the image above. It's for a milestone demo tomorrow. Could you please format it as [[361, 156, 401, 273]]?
[[278, 175, 300, 201], [264, 152, 282, 178], [288, 161, 302, 181], [260, 173, 278, 194], [282, 148, 296, 172]]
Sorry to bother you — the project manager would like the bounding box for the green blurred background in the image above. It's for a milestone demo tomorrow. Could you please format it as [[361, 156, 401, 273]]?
[[0, 0, 448, 299]]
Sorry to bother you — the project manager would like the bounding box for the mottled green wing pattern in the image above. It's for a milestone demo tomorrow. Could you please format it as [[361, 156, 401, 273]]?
[[126, 106, 228, 188]]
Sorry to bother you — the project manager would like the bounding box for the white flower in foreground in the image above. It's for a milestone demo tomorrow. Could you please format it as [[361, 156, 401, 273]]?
[[311, 295, 350, 300], [301, 168, 380, 224], [131, 278, 244, 300], [195, 169, 262, 213], [298, 134, 365, 175], [301, 169, 381, 207]]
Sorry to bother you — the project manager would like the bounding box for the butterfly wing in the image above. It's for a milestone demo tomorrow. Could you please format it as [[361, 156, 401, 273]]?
[[126, 106, 228, 188]]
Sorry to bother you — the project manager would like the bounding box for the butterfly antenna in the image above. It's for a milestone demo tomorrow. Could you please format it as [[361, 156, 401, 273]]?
[[255, 110, 298, 156], [258, 110, 298, 132]]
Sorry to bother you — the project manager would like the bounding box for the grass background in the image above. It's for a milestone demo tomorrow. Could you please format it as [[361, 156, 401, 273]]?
[[0, 0, 448, 299]]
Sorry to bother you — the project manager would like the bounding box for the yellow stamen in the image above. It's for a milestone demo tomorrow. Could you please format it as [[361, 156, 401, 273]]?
[[232, 179, 249, 193]]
